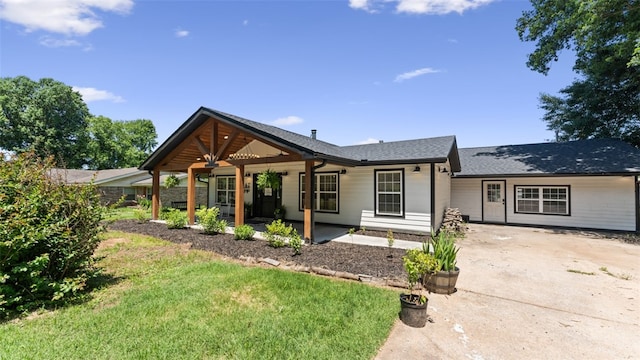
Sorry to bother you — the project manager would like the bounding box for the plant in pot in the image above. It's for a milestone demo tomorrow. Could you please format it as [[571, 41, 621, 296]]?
[[274, 205, 286, 220], [423, 230, 460, 295], [256, 169, 280, 190], [400, 249, 437, 328]]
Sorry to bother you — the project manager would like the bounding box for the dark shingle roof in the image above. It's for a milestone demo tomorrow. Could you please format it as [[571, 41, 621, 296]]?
[[141, 107, 460, 170], [341, 136, 461, 170], [455, 138, 640, 177]]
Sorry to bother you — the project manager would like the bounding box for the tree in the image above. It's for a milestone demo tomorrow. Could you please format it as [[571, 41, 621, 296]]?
[[516, 0, 640, 146], [86, 116, 157, 170], [0, 76, 90, 167]]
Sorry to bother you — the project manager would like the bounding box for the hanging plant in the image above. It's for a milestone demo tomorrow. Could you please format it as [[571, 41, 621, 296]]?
[[256, 169, 280, 190], [164, 174, 180, 189]]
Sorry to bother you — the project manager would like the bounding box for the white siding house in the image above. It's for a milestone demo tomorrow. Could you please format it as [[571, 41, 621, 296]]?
[[451, 139, 640, 232]]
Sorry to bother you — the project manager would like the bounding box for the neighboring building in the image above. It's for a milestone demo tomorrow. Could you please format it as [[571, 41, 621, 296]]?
[[138, 106, 640, 240], [56, 168, 207, 207]]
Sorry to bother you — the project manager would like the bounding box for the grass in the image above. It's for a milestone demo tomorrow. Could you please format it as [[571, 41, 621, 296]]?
[[104, 206, 140, 221], [599, 266, 632, 280], [567, 269, 596, 276], [0, 231, 399, 360]]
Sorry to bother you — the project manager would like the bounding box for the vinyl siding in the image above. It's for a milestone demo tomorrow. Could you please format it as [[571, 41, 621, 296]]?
[[451, 176, 636, 231], [433, 162, 452, 230]]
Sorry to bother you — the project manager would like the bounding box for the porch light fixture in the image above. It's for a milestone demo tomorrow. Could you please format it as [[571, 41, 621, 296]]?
[[340, 169, 347, 175], [281, 171, 288, 176], [413, 165, 421, 172], [245, 172, 251, 177], [439, 166, 448, 173], [244, 183, 251, 193]]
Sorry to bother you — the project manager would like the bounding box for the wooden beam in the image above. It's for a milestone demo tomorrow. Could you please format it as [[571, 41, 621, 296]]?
[[187, 167, 196, 225], [152, 166, 160, 220], [235, 165, 245, 227], [194, 137, 210, 157], [227, 153, 303, 166], [215, 129, 239, 161], [304, 160, 314, 242]]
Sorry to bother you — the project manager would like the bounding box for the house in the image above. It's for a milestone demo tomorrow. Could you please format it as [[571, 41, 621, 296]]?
[[55, 167, 207, 208], [451, 139, 640, 232], [140, 106, 640, 240], [140, 107, 461, 241]]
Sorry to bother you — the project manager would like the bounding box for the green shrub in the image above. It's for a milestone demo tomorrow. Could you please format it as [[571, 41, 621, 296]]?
[[134, 208, 150, 223], [234, 224, 255, 240], [196, 207, 227, 235], [265, 219, 293, 237], [429, 231, 460, 272], [165, 209, 187, 229], [0, 152, 105, 318], [159, 206, 172, 220], [137, 196, 152, 210], [289, 230, 302, 255]]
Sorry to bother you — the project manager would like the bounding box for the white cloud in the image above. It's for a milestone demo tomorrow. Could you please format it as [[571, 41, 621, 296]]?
[[0, 0, 133, 36], [175, 28, 189, 38], [397, 0, 495, 14], [72, 86, 125, 103], [394, 67, 441, 82], [243, 19, 249, 26], [356, 138, 380, 145], [271, 116, 304, 126], [349, 0, 496, 15], [39, 36, 81, 48]]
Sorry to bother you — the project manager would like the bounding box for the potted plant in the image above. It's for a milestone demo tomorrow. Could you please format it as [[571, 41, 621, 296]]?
[[256, 169, 280, 190], [423, 231, 460, 295], [274, 205, 286, 220], [400, 249, 437, 328], [244, 202, 253, 218]]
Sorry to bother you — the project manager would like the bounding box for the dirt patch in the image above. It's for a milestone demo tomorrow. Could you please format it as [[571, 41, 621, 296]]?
[[375, 223, 640, 359], [97, 237, 129, 250]]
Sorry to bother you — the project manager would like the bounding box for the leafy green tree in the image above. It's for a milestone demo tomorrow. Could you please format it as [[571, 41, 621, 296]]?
[[0, 76, 90, 167], [516, 0, 640, 146], [86, 116, 157, 169]]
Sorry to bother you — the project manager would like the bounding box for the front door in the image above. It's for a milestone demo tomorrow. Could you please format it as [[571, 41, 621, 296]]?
[[253, 173, 282, 218], [483, 180, 506, 223]]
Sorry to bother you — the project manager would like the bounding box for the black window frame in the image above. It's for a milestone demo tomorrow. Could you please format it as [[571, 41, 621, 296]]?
[[374, 169, 405, 217], [298, 171, 340, 214], [514, 185, 571, 216]]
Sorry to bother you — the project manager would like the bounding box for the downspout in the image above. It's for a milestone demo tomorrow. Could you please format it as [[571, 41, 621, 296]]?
[[430, 163, 436, 233], [147, 170, 153, 200], [309, 159, 327, 244]]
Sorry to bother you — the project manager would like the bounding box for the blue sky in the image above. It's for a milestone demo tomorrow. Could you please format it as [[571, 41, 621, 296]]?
[[1, 0, 577, 149]]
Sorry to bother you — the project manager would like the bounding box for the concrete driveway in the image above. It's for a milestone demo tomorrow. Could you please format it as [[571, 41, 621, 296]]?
[[375, 224, 640, 359]]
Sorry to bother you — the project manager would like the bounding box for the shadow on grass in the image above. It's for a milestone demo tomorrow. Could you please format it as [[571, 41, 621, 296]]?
[[1, 268, 125, 324]]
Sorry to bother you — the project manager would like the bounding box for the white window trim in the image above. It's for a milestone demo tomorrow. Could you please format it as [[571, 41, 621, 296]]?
[[375, 170, 404, 217], [299, 172, 339, 213], [215, 175, 236, 205], [515, 185, 570, 215]]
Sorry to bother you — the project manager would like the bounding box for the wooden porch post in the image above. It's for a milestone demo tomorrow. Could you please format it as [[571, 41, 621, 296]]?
[[187, 167, 196, 225], [152, 167, 160, 220], [304, 160, 314, 242], [235, 165, 245, 227]]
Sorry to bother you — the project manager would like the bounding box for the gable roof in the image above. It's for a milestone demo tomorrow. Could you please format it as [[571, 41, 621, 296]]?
[[455, 138, 640, 177], [52, 167, 147, 185], [140, 106, 460, 171]]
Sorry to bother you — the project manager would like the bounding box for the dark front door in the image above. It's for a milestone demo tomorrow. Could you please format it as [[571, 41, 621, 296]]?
[[253, 173, 282, 218]]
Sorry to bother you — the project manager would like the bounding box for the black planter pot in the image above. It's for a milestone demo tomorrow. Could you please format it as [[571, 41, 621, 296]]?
[[423, 267, 460, 295], [399, 294, 428, 328]]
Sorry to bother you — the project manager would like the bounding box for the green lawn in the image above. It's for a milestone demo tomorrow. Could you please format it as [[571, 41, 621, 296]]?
[[0, 232, 399, 360]]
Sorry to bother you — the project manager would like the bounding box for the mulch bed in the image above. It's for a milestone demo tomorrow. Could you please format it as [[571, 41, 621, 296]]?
[[108, 220, 409, 280]]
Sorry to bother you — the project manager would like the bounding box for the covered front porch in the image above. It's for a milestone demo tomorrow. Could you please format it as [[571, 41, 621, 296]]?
[[139, 107, 356, 242]]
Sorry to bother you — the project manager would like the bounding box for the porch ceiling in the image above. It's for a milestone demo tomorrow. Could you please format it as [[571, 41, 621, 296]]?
[[156, 117, 299, 172]]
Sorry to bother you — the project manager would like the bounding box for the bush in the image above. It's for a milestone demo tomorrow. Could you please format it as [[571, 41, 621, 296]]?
[[159, 206, 172, 220], [137, 196, 151, 210], [196, 207, 227, 235], [264, 219, 302, 253], [0, 152, 105, 318], [134, 208, 150, 223], [165, 209, 187, 229], [234, 224, 255, 240], [289, 230, 302, 255]]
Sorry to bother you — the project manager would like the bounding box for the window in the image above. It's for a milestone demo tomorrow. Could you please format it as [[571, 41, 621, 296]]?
[[216, 176, 235, 204], [486, 183, 501, 203], [375, 170, 403, 216], [123, 187, 136, 201], [515, 186, 569, 215], [299, 172, 338, 213]]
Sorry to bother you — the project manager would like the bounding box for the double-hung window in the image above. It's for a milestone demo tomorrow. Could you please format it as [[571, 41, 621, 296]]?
[[216, 176, 235, 204], [515, 186, 569, 215], [299, 172, 338, 213], [375, 170, 403, 216]]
